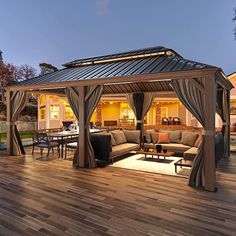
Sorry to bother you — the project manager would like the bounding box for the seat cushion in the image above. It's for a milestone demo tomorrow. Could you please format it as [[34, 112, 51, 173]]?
[[67, 142, 77, 148], [184, 147, 198, 160], [161, 143, 191, 153], [123, 130, 140, 144], [143, 143, 191, 153], [111, 130, 127, 145], [38, 141, 59, 148], [110, 143, 140, 158]]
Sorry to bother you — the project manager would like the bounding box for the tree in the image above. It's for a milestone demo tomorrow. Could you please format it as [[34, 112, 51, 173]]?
[[18, 64, 36, 81], [0, 62, 18, 87], [39, 63, 58, 75]]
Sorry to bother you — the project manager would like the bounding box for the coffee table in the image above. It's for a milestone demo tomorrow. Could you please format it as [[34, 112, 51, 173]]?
[[174, 159, 192, 173], [136, 150, 174, 160]]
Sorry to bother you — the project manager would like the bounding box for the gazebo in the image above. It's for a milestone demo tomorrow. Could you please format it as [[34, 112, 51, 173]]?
[[5, 46, 233, 192]]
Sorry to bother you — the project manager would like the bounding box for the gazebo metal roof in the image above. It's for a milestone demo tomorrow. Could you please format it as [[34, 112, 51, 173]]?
[[11, 46, 218, 90]]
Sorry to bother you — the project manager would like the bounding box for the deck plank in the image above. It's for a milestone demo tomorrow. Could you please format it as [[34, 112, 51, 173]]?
[[0, 148, 235, 235]]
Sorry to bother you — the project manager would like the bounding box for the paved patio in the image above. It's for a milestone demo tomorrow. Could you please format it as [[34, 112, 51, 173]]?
[[0, 147, 236, 235]]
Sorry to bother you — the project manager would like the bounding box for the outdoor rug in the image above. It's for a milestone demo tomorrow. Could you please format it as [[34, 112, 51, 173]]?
[[110, 153, 190, 177]]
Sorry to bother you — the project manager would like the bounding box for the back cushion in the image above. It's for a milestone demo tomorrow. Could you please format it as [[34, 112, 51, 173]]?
[[110, 133, 117, 146], [181, 132, 199, 147], [160, 130, 181, 143], [144, 129, 155, 143], [150, 132, 159, 144], [123, 130, 140, 144], [194, 134, 202, 148], [111, 130, 127, 145]]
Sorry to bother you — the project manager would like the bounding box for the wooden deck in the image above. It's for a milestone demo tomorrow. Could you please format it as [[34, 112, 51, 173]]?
[[0, 148, 235, 235]]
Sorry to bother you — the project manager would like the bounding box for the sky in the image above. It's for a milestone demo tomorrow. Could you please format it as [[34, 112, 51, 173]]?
[[0, 0, 236, 75]]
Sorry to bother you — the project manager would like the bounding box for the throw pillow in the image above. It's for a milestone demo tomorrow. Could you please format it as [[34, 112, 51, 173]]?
[[150, 131, 159, 144], [181, 132, 199, 147], [158, 132, 170, 144], [144, 129, 155, 143], [111, 130, 127, 145]]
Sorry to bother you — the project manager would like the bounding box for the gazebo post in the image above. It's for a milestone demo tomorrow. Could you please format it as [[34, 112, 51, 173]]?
[[78, 86, 86, 167], [226, 89, 230, 157], [204, 75, 216, 191], [6, 90, 13, 155]]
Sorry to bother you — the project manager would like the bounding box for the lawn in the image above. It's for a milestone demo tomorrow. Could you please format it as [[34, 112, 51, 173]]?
[[0, 131, 34, 142]]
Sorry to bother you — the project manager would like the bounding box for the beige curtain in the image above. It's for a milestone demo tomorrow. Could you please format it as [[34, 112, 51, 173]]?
[[216, 89, 230, 157], [66, 85, 103, 168], [85, 85, 103, 168], [127, 92, 155, 138], [66, 87, 80, 166], [10, 91, 29, 155], [171, 78, 207, 188]]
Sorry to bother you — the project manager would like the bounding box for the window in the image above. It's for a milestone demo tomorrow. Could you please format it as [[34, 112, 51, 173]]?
[[161, 107, 168, 118], [50, 105, 60, 119], [39, 95, 46, 105], [65, 105, 74, 119], [39, 106, 46, 120], [120, 103, 135, 119], [230, 100, 236, 115]]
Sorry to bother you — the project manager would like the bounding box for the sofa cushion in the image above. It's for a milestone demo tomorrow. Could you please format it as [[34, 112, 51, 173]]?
[[150, 131, 159, 144], [168, 130, 181, 143], [158, 132, 170, 144], [110, 133, 117, 146], [111, 130, 127, 145], [183, 147, 198, 160], [181, 132, 198, 147], [123, 130, 140, 144], [194, 134, 202, 148], [110, 143, 140, 158], [144, 129, 155, 143], [161, 143, 191, 153], [143, 143, 191, 153]]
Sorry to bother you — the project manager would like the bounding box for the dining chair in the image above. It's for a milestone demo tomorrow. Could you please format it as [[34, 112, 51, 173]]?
[[36, 133, 60, 158], [32, 132, 39, 155], [65, 142, 77, 159]]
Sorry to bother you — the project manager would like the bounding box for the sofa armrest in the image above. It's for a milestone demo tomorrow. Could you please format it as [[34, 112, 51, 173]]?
[[90, 134, 111, 161]]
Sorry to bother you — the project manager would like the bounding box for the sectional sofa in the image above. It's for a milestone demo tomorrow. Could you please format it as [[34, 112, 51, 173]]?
[[90, 128, 224, 165], [143, 129, 201, 160], [90, 130, 141, 163]]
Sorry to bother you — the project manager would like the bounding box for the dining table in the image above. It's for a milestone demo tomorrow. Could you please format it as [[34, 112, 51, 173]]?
[[47, 128, 103, 159]]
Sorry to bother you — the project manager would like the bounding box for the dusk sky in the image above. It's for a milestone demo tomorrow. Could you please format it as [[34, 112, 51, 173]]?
[[1, 0, 236, 74]]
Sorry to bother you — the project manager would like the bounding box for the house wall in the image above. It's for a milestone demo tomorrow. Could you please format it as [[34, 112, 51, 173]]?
[[37, 95, 198, 129], [102, 102, 121, 125]]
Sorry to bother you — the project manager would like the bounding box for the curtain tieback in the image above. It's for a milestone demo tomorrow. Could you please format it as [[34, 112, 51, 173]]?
[[202, 130, 215, 136], [136, 120, 142, 123], [6, 122, 16, 126], [222, 122, 229, 125]]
